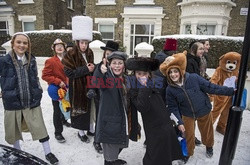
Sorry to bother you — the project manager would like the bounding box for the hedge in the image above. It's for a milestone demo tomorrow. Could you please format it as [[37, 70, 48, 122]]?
[[21, 30, 102, 57], [151, 34, 244, 69]]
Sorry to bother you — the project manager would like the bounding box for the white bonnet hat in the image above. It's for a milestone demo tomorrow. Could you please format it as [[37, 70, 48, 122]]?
[[72, 16, 93, 41]]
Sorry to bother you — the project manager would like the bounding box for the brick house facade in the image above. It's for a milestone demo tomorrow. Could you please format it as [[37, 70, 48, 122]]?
[[0, 0, 84, 35], [86, 0, 248, 56]]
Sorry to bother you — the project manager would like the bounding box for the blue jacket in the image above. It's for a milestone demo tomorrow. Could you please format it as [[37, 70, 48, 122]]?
[[0, 53, 42, 110], [166, 73, 234, 125]]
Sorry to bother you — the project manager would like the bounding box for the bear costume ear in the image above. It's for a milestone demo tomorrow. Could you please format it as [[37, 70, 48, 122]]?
[[183, 50, 187, 56], [219, 54, 225, 60]]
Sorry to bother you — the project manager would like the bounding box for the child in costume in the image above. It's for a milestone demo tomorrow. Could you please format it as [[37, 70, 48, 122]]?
[[210, 52, 241, 135], [160, 51, 235, 162], [126, 57, 183, 165]]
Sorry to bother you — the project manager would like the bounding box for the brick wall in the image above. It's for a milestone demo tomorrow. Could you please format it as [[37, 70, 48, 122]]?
[[6, 0, 45, 31], [5, 0, 84, 32], [227, 1, 248, 36], [86, 0, 180, 44]]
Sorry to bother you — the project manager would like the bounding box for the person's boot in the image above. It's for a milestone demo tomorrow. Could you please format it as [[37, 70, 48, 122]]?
[[45, 153, 59, 165], [195, 137, 202, 146], [104, 159, 127, 165], [216, 125, 225, 135], [182, 156, 190, 164], [93, 141, 103, 154], [62, 120, 71, 127], [78, 132, 90, 143], [55, 134, 66, 143], [206, 147, 213, 158]]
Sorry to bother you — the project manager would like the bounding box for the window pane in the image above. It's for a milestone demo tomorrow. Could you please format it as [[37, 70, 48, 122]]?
[[131, 24, 134, 34], [0, 31, 7, 35], [135, 25, 149, 35], [185, 25, 192, 34], [0, 21, 7, 29], [99, 24, 114, 40], [23, 22, 35, 31], [197, 25, 215, 35], [100, 25, 113, 32], [151, 25, 154, 35], [102, 32, 113, 39]]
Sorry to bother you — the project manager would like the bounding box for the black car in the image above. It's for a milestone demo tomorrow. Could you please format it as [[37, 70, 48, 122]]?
[[0, 144, 48, 165]]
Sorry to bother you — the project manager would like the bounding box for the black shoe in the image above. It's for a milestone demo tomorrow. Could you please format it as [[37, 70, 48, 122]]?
[[206, 147, 213, 158], [104, 159, 127, 165], [63, 120, 71, 127], [45, 153, 59, 165], [195, 137, 202, 146], [78, 133, 90, 143], [87, 131, 95, 136], [93, 142, 103, 154], [182, 156, 189, 164], [55, 134, 66, 143], [115, 159, 127, 165], [143, 140, 147, 148]]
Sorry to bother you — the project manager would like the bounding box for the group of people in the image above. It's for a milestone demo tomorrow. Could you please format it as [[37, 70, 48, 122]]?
[[0, 15, 237, 165]]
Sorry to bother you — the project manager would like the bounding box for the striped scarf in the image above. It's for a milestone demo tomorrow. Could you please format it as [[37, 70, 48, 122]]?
[[10, 51, 31, 108]]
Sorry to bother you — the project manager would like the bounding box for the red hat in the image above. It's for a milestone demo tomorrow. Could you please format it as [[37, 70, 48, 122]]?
[[163, 38, 177, 51]]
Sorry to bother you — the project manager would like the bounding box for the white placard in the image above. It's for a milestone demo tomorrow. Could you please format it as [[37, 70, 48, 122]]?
[[240, 8, 248, 16]]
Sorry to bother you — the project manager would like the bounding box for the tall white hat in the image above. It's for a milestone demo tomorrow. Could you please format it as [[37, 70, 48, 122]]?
[[72, 16, 93, 41]]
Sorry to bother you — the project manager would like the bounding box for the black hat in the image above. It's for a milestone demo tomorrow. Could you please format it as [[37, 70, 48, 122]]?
[[101, 41, 119, 51], [126, 57, 160, 72], [66, 42, 74, 48], [107, 51, 128, 61]]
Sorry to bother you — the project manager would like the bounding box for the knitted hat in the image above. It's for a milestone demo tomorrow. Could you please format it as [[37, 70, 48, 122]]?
[[48, 84, 60, 101], [126, 57, 160, 72], [159, 51, 187, 79], [107, 51, 128, 62], [72, 16, 93, 41], [163, 38, 177, 51], [101, 40, 119, 51], [51, 38, 66, 50]]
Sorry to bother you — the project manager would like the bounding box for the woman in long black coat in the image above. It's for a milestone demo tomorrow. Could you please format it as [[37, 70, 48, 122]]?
[[126, 57, 183, 165]]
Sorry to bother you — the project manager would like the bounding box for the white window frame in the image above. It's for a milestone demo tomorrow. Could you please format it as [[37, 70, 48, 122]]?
[[130, 23, 155, 56], [18, 0, 34, 4], [95, 18, 117, 42], [96, 0, 116, 6], [67, 0, 73, 9], [18, 15, 36, 32], [133, 0, 154, 5], [98, 24, 115, 42], [0, 21, 9, 35]]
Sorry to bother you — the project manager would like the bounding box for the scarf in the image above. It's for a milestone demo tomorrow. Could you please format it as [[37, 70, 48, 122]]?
[[10, 51, 31, 108]]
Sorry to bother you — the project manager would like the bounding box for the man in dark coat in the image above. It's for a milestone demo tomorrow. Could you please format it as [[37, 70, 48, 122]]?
[[127, 57, 183, 165]]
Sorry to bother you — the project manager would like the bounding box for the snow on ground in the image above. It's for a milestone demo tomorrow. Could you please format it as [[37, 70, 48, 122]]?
[[0, 57, 250, 165]]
